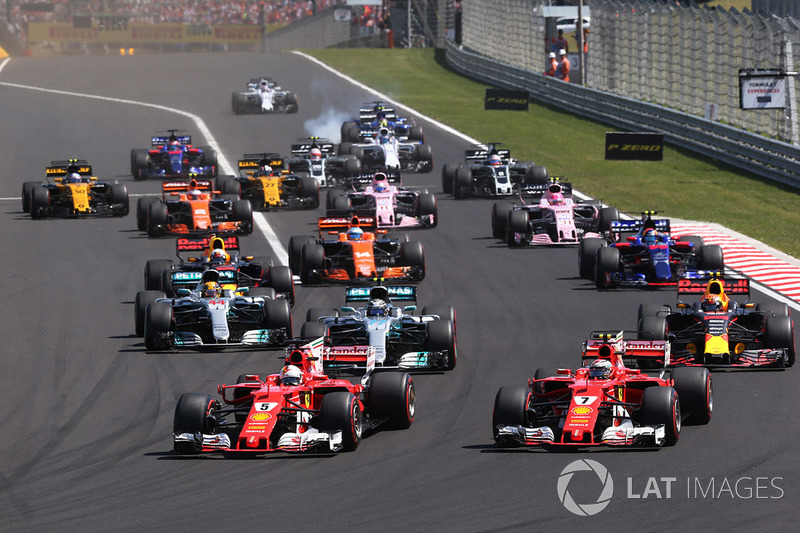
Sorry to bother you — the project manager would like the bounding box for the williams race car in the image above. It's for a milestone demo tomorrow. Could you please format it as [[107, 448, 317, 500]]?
[[136, 269, 292, 350], [231, 77, 299, 115], [578, 211, 725, 288], [326, 172, 438, 229], [637, 275, 795, 368], [493, 331, 712, 448], [300, 285, 457, 371], [22, 159, 129, 219], [287, 217, 425, 285], [172, 337, 414, 454], [130, 129, 218, 180], [442, 143, 548, 199], [136, 178, 253, 237], [491, 179, 618, 245], [286, 138, 361, 188], [215, 153, 320, 210]]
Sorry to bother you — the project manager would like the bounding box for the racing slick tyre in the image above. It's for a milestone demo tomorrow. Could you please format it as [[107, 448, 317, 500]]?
[[338, 142, 353, 156], [637, 304, 670, 323], [173, 393, 216, 453], [288, 235, 315, 274], [351, 146, 364, 164], [221, 179, 241, 197], [135, 197, 155, 231], [319, 392, 362, 452], [306, 308, 339, 323], [579, 237, 604, 280], [266, 265, 295, 306], [330, 195, 352, 214], [598, 207, 620, 233], [30, 186, 50, 219], [232, 200, 253, 234], [285, 92, 299, 113], [340, 121, 357, 142], [699, 244, 724, 271], [409, 125, 425, 142], [300, 320, 327, 340], [533, 367, 561, 395], [198, 146, 218, 172], [441, 163, 459, 195], [215, 174, 232, 190], [131, 149, 149, 180], [249, 287, 278, 300], [425, 319, 457, 370], [144, 301, 172, 350], [506, 209, 529, 246], [640, 386, 680, 446], [421, 305, 457, 332], [263, 299, 293, 339], [678, 235, 704, 249], [670, 367, 713, 425], [416, 143, 433, 171], [453, 167, 472, 199], [492, 386, 531, 441], [491, 202, 514, 240], [135, 290, 165, 337], [416, 193, 438, 227], [368, 372, 415, 430], [765, 315, 796, 367], [344, 155, 361, 177], [110, 183, 130, 216], [300, 243, 325, 285], [144, 259, 173, 291], [299, 177, 320, 209], [400, 241, 425, 280], [160, 269, 175, 298], [638, 316, 668, 341], [147, 201, 168, 237], [755, 302, 790, 317], [594, 246, 620, 288], [22, 181, 40, 213], [526, 165, 549, 184], [231, 92, 240, 114]]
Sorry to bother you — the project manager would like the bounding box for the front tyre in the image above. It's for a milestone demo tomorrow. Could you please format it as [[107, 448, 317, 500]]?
[[319, 392, 362, 451], [492, 386, 530, 442]]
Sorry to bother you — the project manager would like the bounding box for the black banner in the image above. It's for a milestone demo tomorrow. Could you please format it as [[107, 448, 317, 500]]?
[[484, 89, 529, 111], [605, 132, 664, 161]]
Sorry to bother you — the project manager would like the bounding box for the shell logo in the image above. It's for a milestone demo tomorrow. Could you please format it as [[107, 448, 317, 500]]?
[[572, 406, 593, 415], [250, 413, 272, 421]]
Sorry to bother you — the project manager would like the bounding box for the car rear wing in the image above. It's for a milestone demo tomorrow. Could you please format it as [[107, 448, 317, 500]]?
[[349, 171, 402, 189], [518, 180, 573, 197], [239, 152, 285, 170], [317, 216, 377, 231], [465, 148, 511, 164], [610, 218, 670, 235], [176, 235, 240, 254], [677, 275, 750, 296], [345, 285, 417, 303], [168, 268, 237, 288], [291, 138, 336, 156], [46, 159, 92, 178], [581, 330, 670, 370], [152, 135, 191, 147], [162, 179, 213, 194]]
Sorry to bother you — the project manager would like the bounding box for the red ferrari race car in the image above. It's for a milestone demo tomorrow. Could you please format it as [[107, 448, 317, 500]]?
[[637, 275, 795, 368], [136, 178, 253, 237], [493, 331, 712, 448], [172, 337, 415, 454], [287, 216, 425, 285]]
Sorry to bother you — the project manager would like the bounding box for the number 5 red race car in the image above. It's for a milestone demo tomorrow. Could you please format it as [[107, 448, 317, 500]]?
[[172, 337, 415, 454], [492, 331, 712, 448]]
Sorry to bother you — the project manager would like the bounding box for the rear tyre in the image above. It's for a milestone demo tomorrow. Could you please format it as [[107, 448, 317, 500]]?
[[441, 163, 459, 194], [491, 202, 514, 240], [527, 165, 548, 184], [221, 179, 241, 197], [319, 392, 362, 451], [420, 305, 456, 330], [147, 201, 168, 237], [369, 372, 415, 429], [640, 386, 680, 446], [300, 243, 325, 285], [306, 308, 339, 322], [144, 259, 173, 291], [671, 367, 713, 425], [263, 299, 292, 339], [594, 246, 620, 288], [597, 207, 619, 233], [136, 197, 156, 231], [300, 320, 327, 340], [699, 244, 724, 271], [266, 265, 295, 306], [492, 386, 530, 441], [579, 237, 603, 279], [637, 304, 670, 323], [22, 181, 40, 213], [331, 195, 352, 214], [638, 316, 667, 341], [453, 167, 471, 199], [288, 235, 315, 274]]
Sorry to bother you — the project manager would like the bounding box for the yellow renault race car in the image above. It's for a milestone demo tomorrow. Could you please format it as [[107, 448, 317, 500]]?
[[22, 159, 129, 219]]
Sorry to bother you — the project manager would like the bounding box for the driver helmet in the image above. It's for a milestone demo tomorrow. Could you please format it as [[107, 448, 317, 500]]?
[[187, 189, 203, 200], [489, 154, 502, 166], [66, 172, 82, 183], [702, 294, 723, 312], [309, 148, 322, 161], [260, 80, 269, 89], [379, 118, 389, 128], [367, 299, 389, 317], [202, 281, 221, 298], [546, 183, 564, 204], [259, 163, 272, 175], [372, 172, 388, 192], [209, 248, 229, 263], [169, 140, 181, 149], [588, 359, 613, 380], [279, 365, 302, 386], [642, 228, 658, 245], [346, 227, 364, 241]]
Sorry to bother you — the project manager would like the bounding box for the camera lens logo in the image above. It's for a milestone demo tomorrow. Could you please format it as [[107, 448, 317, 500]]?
[[557, 459, 614, 516]]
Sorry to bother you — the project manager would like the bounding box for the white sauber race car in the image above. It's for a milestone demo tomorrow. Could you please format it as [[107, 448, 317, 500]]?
[[342, 126, 433, 174], [300, 285, 457, 371]]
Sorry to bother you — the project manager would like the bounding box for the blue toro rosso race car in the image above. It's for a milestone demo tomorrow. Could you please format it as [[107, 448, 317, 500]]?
[[130, 130, 218, 180], [578, 212, 725, 288]]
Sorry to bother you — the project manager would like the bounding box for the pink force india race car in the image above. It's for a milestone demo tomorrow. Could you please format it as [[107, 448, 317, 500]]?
[[492, 331, 712, 448]]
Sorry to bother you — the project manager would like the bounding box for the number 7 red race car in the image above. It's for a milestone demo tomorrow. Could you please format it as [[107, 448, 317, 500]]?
[[172, 337, 415, 454], [493, 331, 712, 448]]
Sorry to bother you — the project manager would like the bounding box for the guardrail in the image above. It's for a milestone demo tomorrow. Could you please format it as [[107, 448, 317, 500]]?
[[445, 40, 800, 189]]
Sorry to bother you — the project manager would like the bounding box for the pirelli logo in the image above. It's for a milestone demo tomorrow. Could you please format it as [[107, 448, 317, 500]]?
[[484, 89, 529, 111], [605, 132, 664, 161]]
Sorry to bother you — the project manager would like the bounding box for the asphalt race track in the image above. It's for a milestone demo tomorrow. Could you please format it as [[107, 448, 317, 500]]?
[[0, 52, 797, 531]]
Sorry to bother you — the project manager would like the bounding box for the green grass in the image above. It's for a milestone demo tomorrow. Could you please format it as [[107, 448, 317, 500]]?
[[306, 48, 800, 259]]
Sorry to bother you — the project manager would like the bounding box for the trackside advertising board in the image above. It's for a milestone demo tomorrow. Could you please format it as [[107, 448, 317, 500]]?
[[484, 89, 529, 111], [739, 69, 786, 109], [604, 132, 663, 161]]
